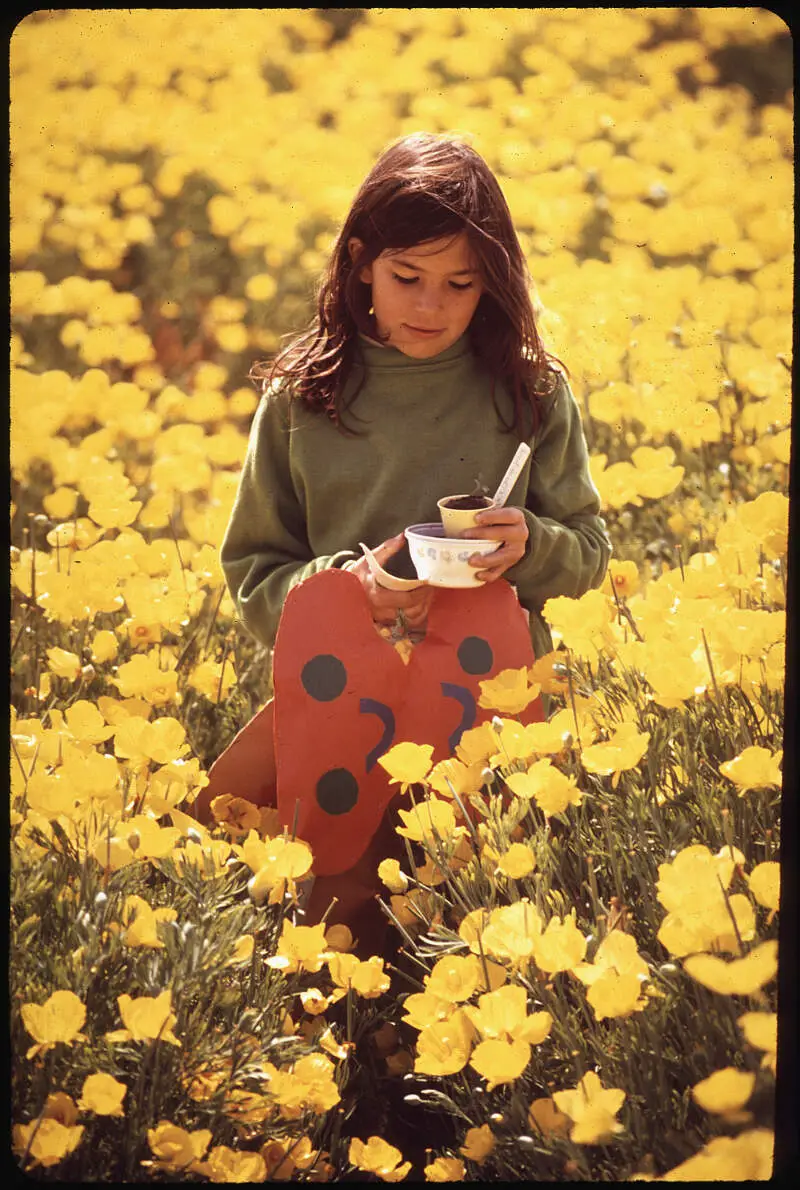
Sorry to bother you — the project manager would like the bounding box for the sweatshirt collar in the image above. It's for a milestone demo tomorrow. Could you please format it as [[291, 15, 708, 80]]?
[[356, 332, 472, 369]]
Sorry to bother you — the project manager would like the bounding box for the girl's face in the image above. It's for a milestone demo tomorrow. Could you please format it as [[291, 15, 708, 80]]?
[[350, 232, 484, 359]]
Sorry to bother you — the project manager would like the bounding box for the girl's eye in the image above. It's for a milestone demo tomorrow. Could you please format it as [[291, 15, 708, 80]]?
[[391, 273, 473, 292]]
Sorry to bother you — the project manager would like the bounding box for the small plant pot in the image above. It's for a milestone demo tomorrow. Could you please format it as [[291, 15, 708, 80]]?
[[406, 523, 499, 588], [437, 494, 495, 537]]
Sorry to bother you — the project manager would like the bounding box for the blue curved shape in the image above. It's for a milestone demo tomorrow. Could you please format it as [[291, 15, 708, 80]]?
[[360, 698, 396, 772], [441, 682, 477, 752]]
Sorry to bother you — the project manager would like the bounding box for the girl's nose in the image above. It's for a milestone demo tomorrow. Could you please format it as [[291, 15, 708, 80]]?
[[414, 285, 443, 313]]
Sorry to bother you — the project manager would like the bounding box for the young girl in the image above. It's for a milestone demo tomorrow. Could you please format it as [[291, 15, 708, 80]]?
[[206, 132, 611, 951]]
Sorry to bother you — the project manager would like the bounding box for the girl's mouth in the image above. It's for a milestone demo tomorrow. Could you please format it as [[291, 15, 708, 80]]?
[[403, 324, 444, 337]]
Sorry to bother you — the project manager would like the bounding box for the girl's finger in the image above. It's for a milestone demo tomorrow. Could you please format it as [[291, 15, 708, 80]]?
[[468, 546, 520, 568], [473, 507, 527, 527]]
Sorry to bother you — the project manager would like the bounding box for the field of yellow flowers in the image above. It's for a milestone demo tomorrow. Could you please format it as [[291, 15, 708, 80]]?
[[10, 8, 790, 1183]]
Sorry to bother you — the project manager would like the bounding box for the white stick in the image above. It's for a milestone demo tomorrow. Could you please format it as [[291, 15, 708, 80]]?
[[491, 442, 532, 507]]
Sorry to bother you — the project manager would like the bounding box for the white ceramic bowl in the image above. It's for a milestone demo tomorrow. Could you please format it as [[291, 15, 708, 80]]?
[[405, 522, 499, 588]]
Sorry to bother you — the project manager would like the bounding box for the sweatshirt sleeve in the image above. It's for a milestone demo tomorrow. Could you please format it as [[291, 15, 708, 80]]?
[[220, 390, 359, 648], [505, 374, 611, 612]]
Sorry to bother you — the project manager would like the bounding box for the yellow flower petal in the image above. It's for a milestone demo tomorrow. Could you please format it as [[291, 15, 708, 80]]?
[[684, 941, 778, 995], [378, 742, 434, 790], [692, 1067, 757, 1114], [22, 989, 87, 1049], [459, 1123, 495, 1164], [748, 862, 780, 911], [77, 1072, 128, 1116], [469, 1037, 531, 1090]]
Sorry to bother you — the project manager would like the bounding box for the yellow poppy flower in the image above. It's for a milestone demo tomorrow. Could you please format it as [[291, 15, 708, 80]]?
[[225, 934, 255, 967], [261, 1135, 321, 1180], [246, 836, 314, 904], [46, 647, 83, 681], [455, 721, 499, 767], [684, 940, 778, 996], [121, 895, 177, 948], [328, 953, 391, 999], [586, 969, 645, 1021], [414, 1008, 476, 1076], [41, 1091, 79, 1126], [720, 746, 782, 794], [401, 989, 455, 1031], [266, 920, 329, 975], [580, 722, 650, 787], [739, 1012, 778, 1074], [748, 862, 780, 913], [87, 490, 142, 530], [21, 989, 87, 1059], [210, 794, 262, 837], [631, 444, 684, 500], [532, 914, 587, 974], [324, 923, 354, 952], [106, 990, 181, 1046], [427, 756, 485, 799], [470, 1036, 531, 1090], [186, 658, 237, 703], [64, 700, 115, 744], [425, 1155, 466, 1181], [112, 650, 179, 704], [601, 559, 641, 601], [479, 900, 544, 967], [497, 841, 536, 879], [459, 1123, 495, 1164], [378, 742, 435, 792], [77, 1072, 127, 1116], [349, 1136, 411, 1182], [478, 667, 541, 714], [378, 857, 409, 893], [113, 715, 189, 767], [193, 1146, 267, 1183], [505, 759, 582, 817], [426, 954, 482, 1005], [553, 1071, 626, 1144], [396, 797, 459, 846], [528, 650, 570, 695], [13, 1118, 85, 1169], [289, 1053, 341, 1113], [528, 1097, 571, 1138], [692, 1067, 756, 1114], [543, 588, 615, 660], [658, 1128, 774, 1181]]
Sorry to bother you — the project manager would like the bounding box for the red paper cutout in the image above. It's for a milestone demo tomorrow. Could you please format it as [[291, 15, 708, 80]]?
[[203, 569, 543, 875], [273, 569, 542, 875]]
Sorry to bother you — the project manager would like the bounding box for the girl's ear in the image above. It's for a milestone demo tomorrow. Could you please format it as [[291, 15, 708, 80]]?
[[348, 236, 373, 284]]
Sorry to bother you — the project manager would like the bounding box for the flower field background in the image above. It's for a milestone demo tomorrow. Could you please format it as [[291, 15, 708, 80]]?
[[10, 8, 791, 1183]]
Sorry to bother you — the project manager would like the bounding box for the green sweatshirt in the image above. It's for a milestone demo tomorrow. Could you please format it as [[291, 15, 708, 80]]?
[[221, 333, 611, 659]]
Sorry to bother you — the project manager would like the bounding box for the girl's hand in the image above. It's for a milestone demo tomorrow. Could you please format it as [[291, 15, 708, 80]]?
[[461, 507, 529, 583], [347, 532, 434, 628]]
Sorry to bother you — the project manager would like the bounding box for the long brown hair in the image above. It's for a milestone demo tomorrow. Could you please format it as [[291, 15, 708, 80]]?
[[253, 132, 562, 435]]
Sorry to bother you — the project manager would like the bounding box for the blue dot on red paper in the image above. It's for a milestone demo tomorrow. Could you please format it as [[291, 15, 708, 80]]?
[[301, 654, 347, 701], [457, 636, 493, 675], [316, 768, 359, 816]]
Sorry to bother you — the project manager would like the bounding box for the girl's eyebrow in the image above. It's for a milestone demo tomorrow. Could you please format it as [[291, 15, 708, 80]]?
[[391, 256, 478, 276]]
